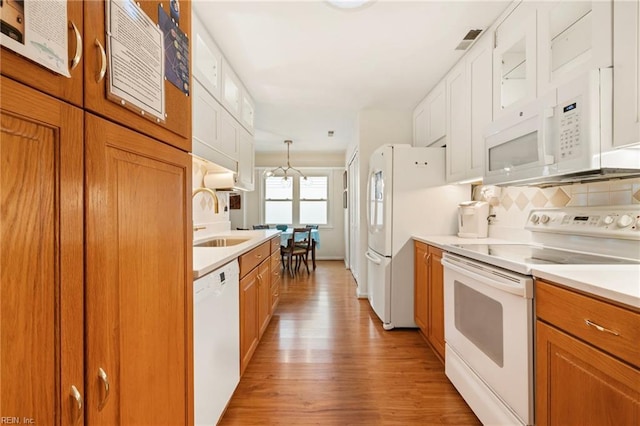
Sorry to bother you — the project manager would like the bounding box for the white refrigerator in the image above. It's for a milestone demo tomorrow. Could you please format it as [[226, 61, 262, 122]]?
[[365, 144, 469, 329]]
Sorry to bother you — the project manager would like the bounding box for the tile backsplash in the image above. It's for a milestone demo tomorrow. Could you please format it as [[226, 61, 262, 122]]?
[[475, 177, 640, 233]]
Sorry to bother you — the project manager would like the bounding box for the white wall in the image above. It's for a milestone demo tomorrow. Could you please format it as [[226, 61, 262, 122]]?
[[350, 109, 413, 298], [242, 151, 347, 260]]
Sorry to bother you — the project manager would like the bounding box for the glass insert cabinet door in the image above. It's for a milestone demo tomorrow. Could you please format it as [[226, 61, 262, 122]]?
[[368, 170, 385, 232]]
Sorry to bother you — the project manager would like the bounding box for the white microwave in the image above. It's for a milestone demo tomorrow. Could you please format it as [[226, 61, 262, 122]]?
[[483, 68, 640, 186]]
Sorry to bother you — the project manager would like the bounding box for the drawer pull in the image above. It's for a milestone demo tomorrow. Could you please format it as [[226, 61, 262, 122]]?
[[585, 319, 620, 336]]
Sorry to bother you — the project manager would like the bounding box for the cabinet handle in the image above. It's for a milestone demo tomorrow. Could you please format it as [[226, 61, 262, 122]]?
[[94, 39, 107, 83], [69, 21, 82, 71], [70, 385, 83, 423], [584, 319, 620, 336], [98, 367, 110, 410], [256, 254, 263, 259]]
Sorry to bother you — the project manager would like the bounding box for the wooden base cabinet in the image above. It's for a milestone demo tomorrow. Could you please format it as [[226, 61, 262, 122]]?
[[85, 113, 192, 425], [413, 241, 445, 363], [536, 280, 640, 426], [1, 76, 84, 425], [239, 237, 281, 375], [240, 266, 260, 376]]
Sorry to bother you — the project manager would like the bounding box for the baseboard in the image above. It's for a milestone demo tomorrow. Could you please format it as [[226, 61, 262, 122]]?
[[316, 256, 344, 261]]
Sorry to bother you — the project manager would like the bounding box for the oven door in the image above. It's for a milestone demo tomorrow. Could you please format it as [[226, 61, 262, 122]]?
[[442, 253, 533, 425]]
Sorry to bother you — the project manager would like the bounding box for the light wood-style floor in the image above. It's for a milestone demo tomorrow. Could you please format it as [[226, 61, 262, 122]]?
[[220, 261, 480, 425]]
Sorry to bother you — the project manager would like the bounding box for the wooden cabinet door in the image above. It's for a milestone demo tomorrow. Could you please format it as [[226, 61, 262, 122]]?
[[413, 241, 429, 336], [240, 268, 260, 375], [428, 246, 445, 361], [85, 113, 192, 425], [536, 321, 640, 426], [1, 77, 84, 425], [258, 260, 272, 338], [0, 1, 84, 107], [445, 61, 470, 183], [270, 249, 282, 314], [83, 0, 191, 152]]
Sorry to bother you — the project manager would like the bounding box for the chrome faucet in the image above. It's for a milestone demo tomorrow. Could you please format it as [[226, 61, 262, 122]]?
[[192, 187, 219, 214]]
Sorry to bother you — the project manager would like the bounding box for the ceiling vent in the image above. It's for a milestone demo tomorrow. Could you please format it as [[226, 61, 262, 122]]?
[[455, 29, 483, 51], [328, 130, 335, 137]]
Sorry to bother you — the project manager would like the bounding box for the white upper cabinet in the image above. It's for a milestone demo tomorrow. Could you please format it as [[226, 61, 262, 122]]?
[[446, 61, 471, 183], [241, 88, 255, 134], [220, 106, 240, 161], [222, 59, 242, 117], [237, 128, 255, 191], [493, 2, 537, 118], [412, 98, 429, 147], [413, 82, 447, 147], [537, 0, 612, 94], [192, 80, 237, 172], [467, 36, 493, 180], [426, 82, 447, 145], [192, 13, 222, 99], [613, 0, 640, 147], [444, 34, 493, 183]]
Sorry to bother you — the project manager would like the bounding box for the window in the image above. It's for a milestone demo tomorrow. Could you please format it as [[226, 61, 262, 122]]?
[[263, 174, 329, 226], [300, 176, 328, 224], [264, 176, 293, 224]]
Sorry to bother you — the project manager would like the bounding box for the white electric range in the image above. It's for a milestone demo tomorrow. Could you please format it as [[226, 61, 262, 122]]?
[[440, 205, 640, 426]]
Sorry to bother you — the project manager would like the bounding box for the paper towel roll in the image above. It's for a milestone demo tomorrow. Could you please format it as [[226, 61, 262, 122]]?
[[204, 172, 234, 189]]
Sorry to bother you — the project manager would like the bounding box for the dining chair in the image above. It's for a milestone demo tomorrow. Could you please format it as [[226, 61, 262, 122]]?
[[281, 228, 312, 277], [252, 224, 270, 229], [305, 224, 319, 229]]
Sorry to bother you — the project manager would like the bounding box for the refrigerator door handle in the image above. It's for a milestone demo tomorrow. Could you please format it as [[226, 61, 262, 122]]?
[[365, 251, 382, 265]]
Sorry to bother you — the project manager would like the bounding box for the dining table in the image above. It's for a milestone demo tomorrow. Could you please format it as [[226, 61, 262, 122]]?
[[280, 228, 320, 269]]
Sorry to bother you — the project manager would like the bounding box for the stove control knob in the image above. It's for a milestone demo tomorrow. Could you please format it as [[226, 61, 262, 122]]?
[[617, 214, 633, 228], [530, 214, 540, 224], [540, 214, 550, 224], [603, 215, 614, 225]]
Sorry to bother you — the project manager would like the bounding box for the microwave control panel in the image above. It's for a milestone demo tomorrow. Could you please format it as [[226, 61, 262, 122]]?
[[558, 98, 582, 160]]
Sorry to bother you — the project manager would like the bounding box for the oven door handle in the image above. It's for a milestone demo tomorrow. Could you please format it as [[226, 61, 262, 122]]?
[[442, 258, 529, 298]]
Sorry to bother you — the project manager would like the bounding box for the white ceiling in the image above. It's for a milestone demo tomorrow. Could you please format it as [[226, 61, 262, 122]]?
[[194, 0, 510, 152]]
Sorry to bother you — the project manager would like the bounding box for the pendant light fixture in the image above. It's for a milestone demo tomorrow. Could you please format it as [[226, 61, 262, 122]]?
[[265, 140, 307, 181]]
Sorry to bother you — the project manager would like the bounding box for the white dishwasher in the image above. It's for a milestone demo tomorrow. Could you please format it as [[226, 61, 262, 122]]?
[[194, 260, 240, 425]]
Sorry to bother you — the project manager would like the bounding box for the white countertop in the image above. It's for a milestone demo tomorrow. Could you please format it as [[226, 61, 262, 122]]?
[[532, 265, 640, 310], [193, 230, 280, 279], [412, 234, 513, 250]]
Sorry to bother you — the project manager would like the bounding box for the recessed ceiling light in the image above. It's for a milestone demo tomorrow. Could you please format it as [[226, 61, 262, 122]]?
[[326, 0, 375, 11], [328, 130, 335, 137]]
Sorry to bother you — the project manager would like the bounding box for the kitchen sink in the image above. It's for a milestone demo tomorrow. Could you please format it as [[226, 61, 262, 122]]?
[[194, 237, 251, 248]]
